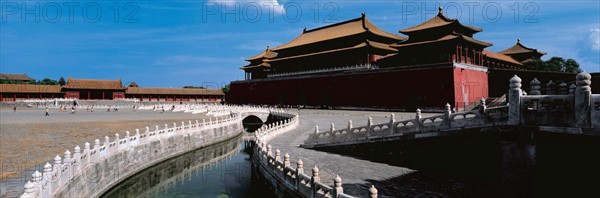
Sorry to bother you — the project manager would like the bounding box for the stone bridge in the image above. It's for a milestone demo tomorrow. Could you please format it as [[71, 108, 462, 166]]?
[[239, 108, 270, 123], [252, 111, 388, 197], [301, 71, 599, 149]]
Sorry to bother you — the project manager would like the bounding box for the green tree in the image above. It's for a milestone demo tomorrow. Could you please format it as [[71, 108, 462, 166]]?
[[564, 59, 581, 73], [37, 78, 58, 85], [58, 77, 66, 86], [545, 57, 565, 72], [524, 56, 580, 73], [222, 84, 230, 94], [524, 58, 545, 70]]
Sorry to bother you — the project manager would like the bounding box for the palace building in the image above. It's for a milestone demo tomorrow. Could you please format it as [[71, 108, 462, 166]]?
[[498, 39, 547, 63], [0, 77, 224, 102], [62, 78, 127, 100], [241, 13, 406, 80], [0, 74, 35, 83], [228, 7, 575, 110]]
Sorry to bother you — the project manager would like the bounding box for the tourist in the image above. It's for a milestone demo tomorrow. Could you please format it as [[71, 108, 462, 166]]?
[[13, 106, 16, 113], [45, 107, 49, 116], [70, 106, 76, 114], [91, 106, 94, 112]]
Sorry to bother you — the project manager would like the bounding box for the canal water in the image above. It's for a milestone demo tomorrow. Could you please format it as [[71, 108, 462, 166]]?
[[102, 116, 284, 198], [101, 135, 275, 198]]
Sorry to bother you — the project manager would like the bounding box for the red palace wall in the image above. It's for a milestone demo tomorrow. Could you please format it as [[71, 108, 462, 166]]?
[[453, 67, 489, 110], [228, 66, 479, 110]]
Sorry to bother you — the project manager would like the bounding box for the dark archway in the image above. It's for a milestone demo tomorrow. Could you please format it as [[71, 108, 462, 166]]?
[[242, 115, 263, 132]]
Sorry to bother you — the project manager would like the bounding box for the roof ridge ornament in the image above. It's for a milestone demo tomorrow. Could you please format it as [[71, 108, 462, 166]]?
[[361, 12, 369, 30], [517, 38, 521, 43], [438, 6, 443, 14]]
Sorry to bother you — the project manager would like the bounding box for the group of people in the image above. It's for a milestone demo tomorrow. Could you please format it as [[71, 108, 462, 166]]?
[[43, 105, 77, 116]]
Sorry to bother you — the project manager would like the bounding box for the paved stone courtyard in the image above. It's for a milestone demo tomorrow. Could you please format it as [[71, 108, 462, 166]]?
[[266, 109, 456, 197]]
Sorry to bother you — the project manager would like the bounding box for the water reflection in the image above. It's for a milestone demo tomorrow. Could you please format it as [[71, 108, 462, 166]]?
[[102, 136, 274, 198]]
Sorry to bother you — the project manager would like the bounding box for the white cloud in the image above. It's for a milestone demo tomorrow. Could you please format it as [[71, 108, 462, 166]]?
[[589, 28, 600, 51], [575, 28, 600, 72], [207, 0, 285, 14]]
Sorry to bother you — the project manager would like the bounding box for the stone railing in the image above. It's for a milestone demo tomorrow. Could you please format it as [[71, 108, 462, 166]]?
[[267, 64, 376, 78], [45, 104, 136, 110], [254, 110, 300, 142], [302, 71, 597, 149], [302, 101, 505, 147], [22, 98, 78, 103], [19, 105, 277, 198], [252, 111, 381, 197], [137, 104, 272, 115], [508, 72, 599, 128]]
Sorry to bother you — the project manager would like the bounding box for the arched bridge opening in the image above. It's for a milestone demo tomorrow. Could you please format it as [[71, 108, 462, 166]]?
[[242, 115, 264, 132]]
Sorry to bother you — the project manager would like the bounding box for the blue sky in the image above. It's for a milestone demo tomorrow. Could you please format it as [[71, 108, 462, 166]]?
[[1, 0, 599, 89]]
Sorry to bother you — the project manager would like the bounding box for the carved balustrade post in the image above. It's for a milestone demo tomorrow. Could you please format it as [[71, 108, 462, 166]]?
[[369, 185, 378, 198], [479, 98, 487, 116], [574, 72, 592, 127], [546, 80, 555, 95], [367, 117, 373, 139], [389, 113, 395, 134], [444, 103, 452, 127], [508, 75, 523, 125], [330, 123, 335, 142], [569, 84, 577, 94], [328, 175, 341, 198], [530, 78, 541, 95], [295, 159, 304, 191], [311, 166, 320, 198], [558, 82, 568, 95], [415, 109, 422, 131]]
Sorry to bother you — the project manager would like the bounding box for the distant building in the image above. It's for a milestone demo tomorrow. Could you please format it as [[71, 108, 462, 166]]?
[[0, 76, 224, 102], [0, 84, 62, 101], [125, 87, 223, 102], [228, 7, 575, 110], [0, 73, 35, 82], [498, 39, 547, 63], [62, 78, 127, 100]]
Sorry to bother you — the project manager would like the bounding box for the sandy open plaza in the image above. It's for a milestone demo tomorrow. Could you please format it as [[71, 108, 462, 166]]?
[[0, 107, 215, 197]]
